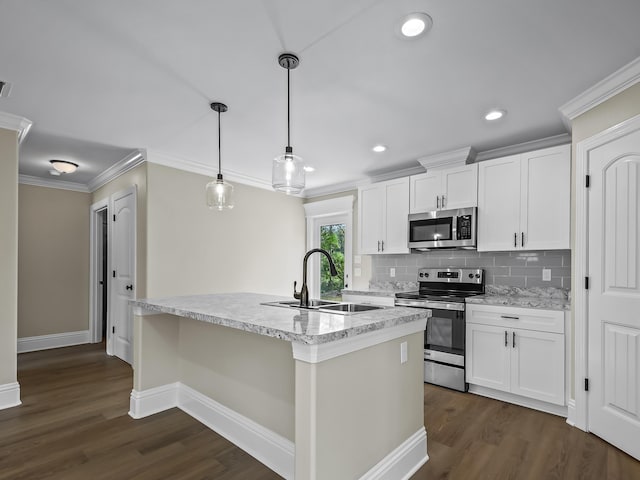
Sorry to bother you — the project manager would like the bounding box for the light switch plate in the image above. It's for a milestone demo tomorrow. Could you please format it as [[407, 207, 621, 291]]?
[[390, 267, 396, 277], [354, 255, 361, 265], [354, 267, 362, 277], [400, 341, 408, 364], [542, 268, 551, 281]]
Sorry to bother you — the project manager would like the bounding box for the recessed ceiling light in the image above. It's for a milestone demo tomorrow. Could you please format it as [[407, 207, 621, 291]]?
[[485, 109, 506, 121], [398, 13, 433, 38], [372, 144, 387, 153], [304, 165, 315, 172]]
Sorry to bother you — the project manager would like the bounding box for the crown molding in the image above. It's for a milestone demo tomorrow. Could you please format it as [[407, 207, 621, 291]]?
[[474, 133, 571, 162], [19, 174, 90, 193], [418, 146, 476, 170], [559, 55, 640, 130], [0, 111, 32, 144], [87, 149, 146, 192]]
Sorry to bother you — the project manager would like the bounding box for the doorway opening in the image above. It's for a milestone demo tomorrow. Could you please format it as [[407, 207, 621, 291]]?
[[90, 200, 109, 347]]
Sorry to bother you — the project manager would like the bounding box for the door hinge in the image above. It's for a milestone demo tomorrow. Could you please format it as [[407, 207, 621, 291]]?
[[585, 276, 589, 289], [112, 326, 115, 334], [584, 378, 589, 392], [113, 214, 116, 221], [113, 270, 116, 278], [585, 175, 590, 188]]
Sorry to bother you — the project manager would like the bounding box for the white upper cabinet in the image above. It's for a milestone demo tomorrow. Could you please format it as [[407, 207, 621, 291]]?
[[477, 145, 570, 251], [358, 177, 410, 255], [410, 163, 478, 213]]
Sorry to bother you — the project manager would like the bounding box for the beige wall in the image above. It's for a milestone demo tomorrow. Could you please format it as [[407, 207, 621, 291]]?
[[568, 82, 640, 399], [145, 163, 306, 297], [0, 128, 19, 386], [18, 185, 91, 337], [92, 163, 148, 298]]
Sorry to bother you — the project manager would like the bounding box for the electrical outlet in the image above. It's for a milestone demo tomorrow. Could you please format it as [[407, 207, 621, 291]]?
[[542, 268, 551, 281], [390, 268, 396, 277], [400, 341, 408, 364]]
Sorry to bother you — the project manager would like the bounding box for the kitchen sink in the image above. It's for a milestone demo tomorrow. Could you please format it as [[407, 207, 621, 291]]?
[[261, 300, 384, 314], [318, 303, 384, 314]]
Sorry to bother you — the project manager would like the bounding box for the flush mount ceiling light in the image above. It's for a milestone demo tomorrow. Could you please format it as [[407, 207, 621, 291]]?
[[372, 144, 387, 153], [49, 159, 78, 174], [206, 102, 234, 210], [272, 52, 305, 195], [398, 13, 433, 38], [485, 109, 506, 121]]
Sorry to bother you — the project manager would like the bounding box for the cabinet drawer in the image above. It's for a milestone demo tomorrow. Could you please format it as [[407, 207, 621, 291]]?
[[466, 304, 564, 334]]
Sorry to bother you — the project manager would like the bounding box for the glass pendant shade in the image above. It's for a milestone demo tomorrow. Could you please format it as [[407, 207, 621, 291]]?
[[206, 174, 234, 210], [272, 147, 305, 195]]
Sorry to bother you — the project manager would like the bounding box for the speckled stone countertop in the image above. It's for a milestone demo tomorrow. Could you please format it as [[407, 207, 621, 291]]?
[[342, 281, 418, 298], [465, 286, 571, 311], [131, 293, 429, 345]]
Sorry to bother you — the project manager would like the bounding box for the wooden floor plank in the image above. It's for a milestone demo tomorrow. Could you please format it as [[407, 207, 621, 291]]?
[[1, 343, 639, 479]]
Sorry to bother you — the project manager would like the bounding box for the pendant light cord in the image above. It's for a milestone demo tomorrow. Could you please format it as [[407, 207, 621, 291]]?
[[217, 109, 222, 176], [287, 66, 291, 148]]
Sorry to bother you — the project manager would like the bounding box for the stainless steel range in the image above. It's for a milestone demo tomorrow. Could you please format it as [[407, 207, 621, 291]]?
[[395, 267, 485, 392]]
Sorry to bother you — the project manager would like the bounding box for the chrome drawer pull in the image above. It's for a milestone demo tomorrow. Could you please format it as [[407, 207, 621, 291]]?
[[500, 315, 520, 320]]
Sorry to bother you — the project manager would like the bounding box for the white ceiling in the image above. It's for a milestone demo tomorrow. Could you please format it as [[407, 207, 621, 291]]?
[[2, 0, 640, 196]]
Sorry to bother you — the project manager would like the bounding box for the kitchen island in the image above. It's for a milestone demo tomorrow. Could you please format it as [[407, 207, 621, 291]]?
[[130, 293, 429, 480]]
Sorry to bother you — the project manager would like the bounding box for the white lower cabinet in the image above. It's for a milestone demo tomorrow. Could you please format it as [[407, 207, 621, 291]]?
[[466, 304, 566, 407]]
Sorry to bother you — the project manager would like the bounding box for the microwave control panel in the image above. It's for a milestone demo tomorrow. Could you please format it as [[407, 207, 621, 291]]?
[[457, 215, 473, 240]]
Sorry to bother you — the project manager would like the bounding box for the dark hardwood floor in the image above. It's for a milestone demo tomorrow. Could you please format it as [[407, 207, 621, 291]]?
[[1, 343, 638, 479]]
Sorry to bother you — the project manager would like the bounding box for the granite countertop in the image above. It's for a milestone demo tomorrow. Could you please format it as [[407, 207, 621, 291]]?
[[131, 293, 429, 345], [344, 284, 571, 311]]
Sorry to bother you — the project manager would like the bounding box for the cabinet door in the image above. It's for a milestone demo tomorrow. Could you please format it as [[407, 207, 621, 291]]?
[[409, 172, 441, 213], [466, 323, 511, 392], [382, 177, 410, 254], [358, 184, 384, 254], [477, 154, 521, 251], [510, 329, 565, 405], [442, 164, 478, 209], [520, 145, 570, 250]]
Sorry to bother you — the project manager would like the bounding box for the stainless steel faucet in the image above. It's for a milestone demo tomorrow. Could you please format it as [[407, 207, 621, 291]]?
[[293, 248, 338, 308]]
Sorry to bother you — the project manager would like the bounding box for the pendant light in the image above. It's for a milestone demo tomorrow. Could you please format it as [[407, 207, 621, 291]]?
[[206, 102, 234, 210], [272, 53, 305, 194]]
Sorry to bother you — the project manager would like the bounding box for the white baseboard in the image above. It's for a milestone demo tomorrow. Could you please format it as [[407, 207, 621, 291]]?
[[0, 382, 21, 410], [566, 399, 577, 427], [360, 427, 428, 480], [17, 330, 90, 353], [129, 383, 179, 419], [128, 383, 294, 479], [469, 385, 568, 417]]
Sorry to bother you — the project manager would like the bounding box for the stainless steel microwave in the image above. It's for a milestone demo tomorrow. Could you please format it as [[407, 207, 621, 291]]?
[[408, 207, 477, 251]]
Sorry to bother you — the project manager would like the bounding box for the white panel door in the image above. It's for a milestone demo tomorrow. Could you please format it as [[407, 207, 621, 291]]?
[[477, 154, 521, 251], [466, 323, 511, 392], [358, 184, 384, 254], [442, 163, 478, 210], [109, 186, 136, 364], [409, 171, 441, 213], [510, 328, 565, 405], [520, 145, 570, 250], [587, 128, 640, 460], [383, 177, 409, 254]]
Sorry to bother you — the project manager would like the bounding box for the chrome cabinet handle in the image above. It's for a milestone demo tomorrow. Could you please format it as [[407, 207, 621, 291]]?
[[514, 232, 517, 247], [500, 315, 520, 320], [521, 232, 525, 247], [436, 196, 440, 209], [442, 195, 446, 208], [381, 240, 384, 252], [504, 330, 508, 347], [513, 331, 516, 348], [377, 240, 380, 252]]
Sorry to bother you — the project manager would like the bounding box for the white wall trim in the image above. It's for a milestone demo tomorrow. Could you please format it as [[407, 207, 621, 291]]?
[[0, 111, 32, 143], [360, 427, 428, 480], [566, 399, 577, 427], [292, 318, 428, 363], [129, 383, 179, 419], [0, 382, 21, 410], [559, 55, 640, 129], [418, 146, 476, 170], [474, 133, 571, 163], [17, 330, 91, 354], [468, 385, 568, 417], [18, 174, 90, 193], [303, 195, 354, 218], [179, 384, 294, 480], [128, 382, 294, 479], [87, 150, 146, 192], [573, 111, 640, 433]]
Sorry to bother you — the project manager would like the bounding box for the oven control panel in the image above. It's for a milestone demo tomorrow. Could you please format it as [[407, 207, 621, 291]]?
[[418, 268, 483, 284]]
